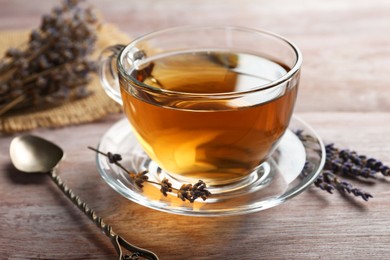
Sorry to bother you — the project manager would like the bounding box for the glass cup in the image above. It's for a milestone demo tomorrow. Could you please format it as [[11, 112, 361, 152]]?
[[99, 26, 302, 191]]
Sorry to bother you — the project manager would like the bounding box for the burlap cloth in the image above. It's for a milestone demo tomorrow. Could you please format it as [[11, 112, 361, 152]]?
[[0, 24, 130, 134]]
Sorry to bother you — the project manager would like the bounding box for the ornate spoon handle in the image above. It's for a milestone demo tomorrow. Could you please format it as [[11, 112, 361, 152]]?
[[49, 169, 159, 260]]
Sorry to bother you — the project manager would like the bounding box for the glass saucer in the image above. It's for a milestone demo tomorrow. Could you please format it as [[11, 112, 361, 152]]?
[[95, 116, 325, 217]]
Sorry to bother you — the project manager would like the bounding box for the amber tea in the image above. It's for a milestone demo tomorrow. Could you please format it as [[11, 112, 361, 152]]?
[[119, 51, 298, 185]]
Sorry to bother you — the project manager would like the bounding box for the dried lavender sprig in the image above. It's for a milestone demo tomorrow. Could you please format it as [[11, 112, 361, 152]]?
[[325, 144, 378, 179], [302, 161, 373, 201], [0, 0, 99, 115], [297, 130, 380, 201], [88, 147, 211, 203], [326, 144, 389, 177], [177, 181, 211, 202], [302, 161, 335, 194], [322, 170, 373, 201], [313, 174, 335, 194], [160, 178, 173, 196], [326, 158, 377, 178]]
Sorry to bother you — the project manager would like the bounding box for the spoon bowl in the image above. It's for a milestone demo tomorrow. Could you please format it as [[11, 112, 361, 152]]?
[[10, 135, 64, 173]]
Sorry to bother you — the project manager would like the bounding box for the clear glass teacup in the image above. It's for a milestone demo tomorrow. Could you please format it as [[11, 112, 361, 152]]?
[[99, 26, 302, 191]]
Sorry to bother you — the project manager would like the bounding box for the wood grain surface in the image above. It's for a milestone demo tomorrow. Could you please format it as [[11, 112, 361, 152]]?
[[1, 0, 390, 259]]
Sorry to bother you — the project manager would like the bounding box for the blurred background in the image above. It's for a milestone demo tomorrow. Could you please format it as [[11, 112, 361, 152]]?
[[1, 0, 389, 113]]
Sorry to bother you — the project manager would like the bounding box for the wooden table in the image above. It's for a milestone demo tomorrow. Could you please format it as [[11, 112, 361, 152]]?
[[1, 0, 389, 259]]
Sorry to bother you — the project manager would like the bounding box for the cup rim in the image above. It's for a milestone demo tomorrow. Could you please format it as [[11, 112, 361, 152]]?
[[118, 25, 302, 97]]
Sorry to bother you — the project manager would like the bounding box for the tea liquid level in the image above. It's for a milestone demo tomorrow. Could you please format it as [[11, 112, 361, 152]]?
[[121, 51, 298, 184]]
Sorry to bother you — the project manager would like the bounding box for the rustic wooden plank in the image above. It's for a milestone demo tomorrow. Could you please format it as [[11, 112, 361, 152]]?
[[1, 113, 390, 259]]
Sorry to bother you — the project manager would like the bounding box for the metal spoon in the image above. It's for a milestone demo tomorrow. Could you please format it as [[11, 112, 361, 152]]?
[[9, 134, 159, 260]]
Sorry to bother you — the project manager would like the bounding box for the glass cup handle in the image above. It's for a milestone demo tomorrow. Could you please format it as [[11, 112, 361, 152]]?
[[99, 44, 126, 105]]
